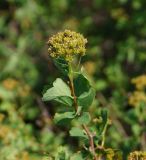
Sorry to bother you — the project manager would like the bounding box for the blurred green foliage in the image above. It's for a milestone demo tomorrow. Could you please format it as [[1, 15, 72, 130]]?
[[0, 0, 146, 159]]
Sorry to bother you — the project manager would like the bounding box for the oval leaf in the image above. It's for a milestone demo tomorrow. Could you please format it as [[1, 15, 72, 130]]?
[[69, 127, 88, 139], [78, 112, 91, 125], [54, 111, 75, 124], [42, 78, 73, 106]]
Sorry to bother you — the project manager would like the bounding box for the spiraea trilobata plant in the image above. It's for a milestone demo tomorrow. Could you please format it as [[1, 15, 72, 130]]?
[[42, 30, 145, 160]]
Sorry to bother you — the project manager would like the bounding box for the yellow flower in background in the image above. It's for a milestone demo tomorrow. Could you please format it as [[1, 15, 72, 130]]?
[[47, 29, 87, 62], [128, 75, 146, 107], [1, 78, 31, 98], [2, 78, 18, 90], [131, 75, 146, 90], [83, 61, 96, 75], [16, 152, 30, 160], [18, 84, 31, 97], [0, 125, 10, 139], [0, 113, 5, 122], [128, 151, 146, 160], [128, 91, 146, 107]]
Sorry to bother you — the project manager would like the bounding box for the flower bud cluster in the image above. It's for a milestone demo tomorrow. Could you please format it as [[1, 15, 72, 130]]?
[[47, 29, 87, 62]]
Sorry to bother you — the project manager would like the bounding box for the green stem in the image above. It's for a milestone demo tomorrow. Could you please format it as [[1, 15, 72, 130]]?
[[68, 64, 78, 113], [101, 121, 108, 148], [69, 76, 78, 113]]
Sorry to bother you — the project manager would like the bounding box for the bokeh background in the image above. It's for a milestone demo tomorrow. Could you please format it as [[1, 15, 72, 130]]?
[[0, 0, 146, 159]]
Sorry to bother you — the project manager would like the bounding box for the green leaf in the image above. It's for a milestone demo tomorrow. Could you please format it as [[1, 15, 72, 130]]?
[[55, 146, 69, 160], [54, 111, 75, 124], [70, 153, 83, 160], [54, 57, 69, 75], [78, 88, 95, 108], [78, 112, 91, 125], [101, 109, 108, 125], [95, 79, 108, 91], [54, 96, 73, 106], [55, 151, 66, 160], [42, 78, 73, 106], [74, 74, 95, 108], [74, 74, 90, 96], [69, 127, 88, 139]]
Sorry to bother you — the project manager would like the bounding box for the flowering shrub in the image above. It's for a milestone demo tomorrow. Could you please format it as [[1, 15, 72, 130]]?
[[43, 30, 116, 159]]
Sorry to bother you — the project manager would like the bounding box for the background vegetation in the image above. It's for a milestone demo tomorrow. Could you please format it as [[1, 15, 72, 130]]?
[[0, 0, 146, 159]]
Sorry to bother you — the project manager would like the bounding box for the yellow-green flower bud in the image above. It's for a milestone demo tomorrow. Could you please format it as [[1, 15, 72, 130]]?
[[47, 29, 87, 62]]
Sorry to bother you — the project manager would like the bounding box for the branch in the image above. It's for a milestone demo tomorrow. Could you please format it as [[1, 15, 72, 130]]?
[[82, 124, 97, 160], [69, 75, 97, 160]]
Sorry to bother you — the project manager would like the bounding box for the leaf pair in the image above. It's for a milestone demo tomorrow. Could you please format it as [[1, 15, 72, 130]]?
[[42, 73, 95, 109], [42, 73, 95, 124]]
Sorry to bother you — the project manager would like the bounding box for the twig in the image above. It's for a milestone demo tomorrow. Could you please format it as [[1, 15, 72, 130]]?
[[82, 124, 97, 160]]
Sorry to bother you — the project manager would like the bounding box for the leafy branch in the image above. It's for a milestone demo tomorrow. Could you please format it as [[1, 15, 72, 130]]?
[[68, 68, 97, 160]]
